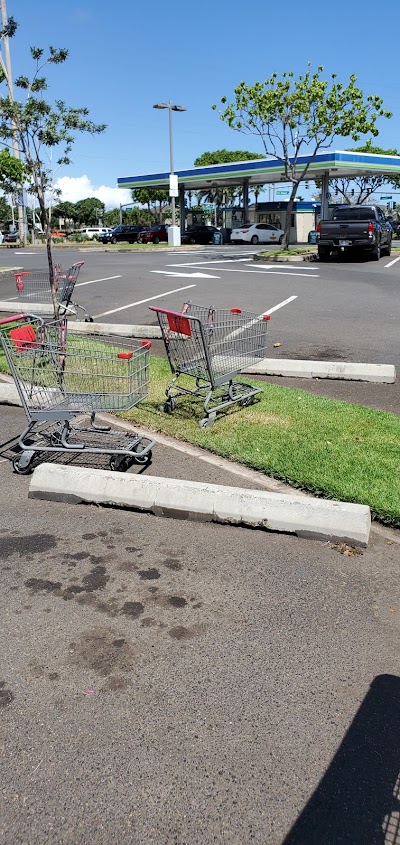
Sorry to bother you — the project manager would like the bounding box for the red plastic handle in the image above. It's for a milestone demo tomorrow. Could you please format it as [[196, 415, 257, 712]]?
[[141, 341, 152, 349], [263, 314, 271, 321], [0, 313, 29, 326], [118, 352, 133, 360], [230, 308, 242, 314]]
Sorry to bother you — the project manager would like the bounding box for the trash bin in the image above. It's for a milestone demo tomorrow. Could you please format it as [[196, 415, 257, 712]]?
[[308, 230, 318, 244], [212, 230, 222, 245]]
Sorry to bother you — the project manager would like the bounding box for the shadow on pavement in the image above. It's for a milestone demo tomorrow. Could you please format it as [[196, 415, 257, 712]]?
[[283, 674, 400, 845]]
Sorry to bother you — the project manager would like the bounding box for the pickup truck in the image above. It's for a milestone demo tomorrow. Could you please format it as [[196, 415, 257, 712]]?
[[316, 205, 392, 261]]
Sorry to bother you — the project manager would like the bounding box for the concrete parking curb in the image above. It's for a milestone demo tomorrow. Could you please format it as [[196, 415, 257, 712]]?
[[0, 303, 162, 338], [28, 463, 371, 545], [254, 252, 317, 263], [67, 321, 161, 339], [244, 358, 396, 383], [0, 304, 394, 383], [0, 383, 20, 405]]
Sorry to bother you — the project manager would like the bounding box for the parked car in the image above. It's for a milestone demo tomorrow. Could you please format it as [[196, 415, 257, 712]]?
[[231, 223, 284, 245], [76, 226, 112, 241], [137, 224, 169, 244], [317, 205, 392, 261], [101, 224, 149, 244], [3, 230, 20, 244], [181, 224, 220, 245]]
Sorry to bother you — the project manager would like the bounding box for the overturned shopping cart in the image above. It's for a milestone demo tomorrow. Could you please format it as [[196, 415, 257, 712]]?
[[150, 302, 270, 427], [0, 313, 154, 474], [14, 261, 93, 321]]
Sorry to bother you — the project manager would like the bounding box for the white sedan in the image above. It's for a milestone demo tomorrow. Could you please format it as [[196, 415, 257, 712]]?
[[231, 223, 284, 245]]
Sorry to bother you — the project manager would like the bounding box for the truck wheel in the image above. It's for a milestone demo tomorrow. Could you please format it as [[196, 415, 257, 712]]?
[[382, 239, 392, 257], [318, 248, 330, 261], [371, 243, 381, 261]]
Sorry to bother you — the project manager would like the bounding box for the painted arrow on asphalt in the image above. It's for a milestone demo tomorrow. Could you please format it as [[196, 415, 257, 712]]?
[[151, 270, 220, 279]]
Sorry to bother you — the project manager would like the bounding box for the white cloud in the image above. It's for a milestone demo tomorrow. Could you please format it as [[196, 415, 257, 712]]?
[[54, 175, 131, 210]]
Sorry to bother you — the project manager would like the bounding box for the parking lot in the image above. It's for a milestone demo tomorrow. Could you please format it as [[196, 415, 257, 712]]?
[[0, 399, 399, 845], [1, 244, 399, 412], [0, 245, 399, 844]]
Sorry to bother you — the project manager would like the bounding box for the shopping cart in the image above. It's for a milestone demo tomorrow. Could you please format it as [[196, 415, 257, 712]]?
[[14, 261, 93, 321], [0, 313, 154, 474], [150, 302, 270, 427]]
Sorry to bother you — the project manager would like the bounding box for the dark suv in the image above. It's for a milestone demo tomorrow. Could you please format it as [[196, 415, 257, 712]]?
[[137, 224, 169, 244], [181, 224, 220, 244], [101, 225, 148, 244]]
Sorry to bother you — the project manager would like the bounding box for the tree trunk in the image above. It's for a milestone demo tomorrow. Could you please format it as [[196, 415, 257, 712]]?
[[37, 187, 58, 318], [281, 185, 298, 250]]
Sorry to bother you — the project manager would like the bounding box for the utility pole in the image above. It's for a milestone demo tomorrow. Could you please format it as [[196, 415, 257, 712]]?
[[0, 0, 25, 243]]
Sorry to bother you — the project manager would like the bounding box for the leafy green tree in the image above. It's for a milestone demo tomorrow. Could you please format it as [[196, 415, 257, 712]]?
[[319, 141, 400, 204], [0, 31, 106, 314], [103, 208, 120, 228], [131, 188, 169, 222], [194, 148, 264, 167], [51, 200, 79, 227], [0, 147, 24, 193], [74, 197, 105, 226], [0, 194, 11, 224], [213, 65, 391, 248], [194, 149, 265, 210]]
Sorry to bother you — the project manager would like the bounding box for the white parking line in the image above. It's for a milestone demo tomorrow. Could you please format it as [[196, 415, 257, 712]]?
[[92, 285, 197, 319], [76, 275, 122, 287], [167, 258, 251, 267], [201, 266, 319, 278], [245, 264, 318, 272], [152, 271, 220, 279], [266, 295, 298, 314], [384, 255, 400, 268], [223, 296, 298, 341]]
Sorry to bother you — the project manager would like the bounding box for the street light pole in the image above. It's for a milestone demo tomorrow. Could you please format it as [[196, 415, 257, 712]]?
[[0, 0, 25, 244], [153, 101, 186, 246]]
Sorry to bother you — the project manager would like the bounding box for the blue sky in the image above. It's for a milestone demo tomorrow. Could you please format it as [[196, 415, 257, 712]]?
[[7, 0, 400, 207]]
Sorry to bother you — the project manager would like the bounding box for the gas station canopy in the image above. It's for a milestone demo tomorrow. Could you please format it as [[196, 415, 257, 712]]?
[[118, 149, 400, 191]]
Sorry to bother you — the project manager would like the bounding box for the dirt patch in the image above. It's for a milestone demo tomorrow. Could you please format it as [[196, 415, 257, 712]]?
[[0, 533, 57, 560], [138, 568, 160, 580], [243, 411, 290, 427], [168, 596, 187, 609], [120, 601, 144, 619], [25, 578, 62, 594], [69, 628, 136, 676]]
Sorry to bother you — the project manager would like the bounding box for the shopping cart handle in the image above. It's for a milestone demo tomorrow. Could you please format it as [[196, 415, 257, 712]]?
[[149, 305, 191, 318], [0, 313, 33, 325]]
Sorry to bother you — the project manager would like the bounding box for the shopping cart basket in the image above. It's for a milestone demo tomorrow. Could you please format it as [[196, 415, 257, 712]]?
[[150, 302, 270, 427], [0, 313, 154, 474], [15, 261, 93, 321]]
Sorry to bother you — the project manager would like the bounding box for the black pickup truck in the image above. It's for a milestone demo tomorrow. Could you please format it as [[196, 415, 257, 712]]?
[[316, 205, 392, 261]]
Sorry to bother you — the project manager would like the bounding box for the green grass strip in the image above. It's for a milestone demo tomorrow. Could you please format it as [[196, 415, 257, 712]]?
[[121, 356, 400, 526], [0, 335, 398, 524]]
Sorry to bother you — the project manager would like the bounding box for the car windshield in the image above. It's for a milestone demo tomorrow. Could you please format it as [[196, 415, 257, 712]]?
[[331, 208, 375, 221]]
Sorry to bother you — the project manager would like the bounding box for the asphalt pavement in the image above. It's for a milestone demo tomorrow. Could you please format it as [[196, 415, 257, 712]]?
[[0, 245, 399, 841], [0, 243, 398, 376], [0, 402, 399, 845]]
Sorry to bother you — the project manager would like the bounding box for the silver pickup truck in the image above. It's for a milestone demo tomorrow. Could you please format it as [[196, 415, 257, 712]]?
[[316, 205, 393, 261]]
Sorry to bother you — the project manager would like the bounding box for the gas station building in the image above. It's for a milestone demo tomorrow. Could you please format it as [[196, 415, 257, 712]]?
[[118, 149, 400, 243]]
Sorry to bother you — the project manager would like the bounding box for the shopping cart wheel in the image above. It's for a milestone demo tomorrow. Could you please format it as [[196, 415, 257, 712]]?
[[85, 317, 94, 323], [109, 455, 129, 472], [50, 431, 63, 446], [240, 396, 255, 408], [199, 412, 216, 429], [132, 449, 152, 465], [161, 398, 176, 414], [12, 453, 34, 475]]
